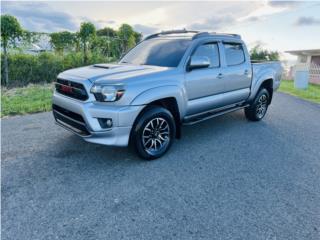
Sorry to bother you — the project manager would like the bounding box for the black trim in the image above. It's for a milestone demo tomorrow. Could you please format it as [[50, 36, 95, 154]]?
[[55, 78, 88, 101], [52, 104, 90, 136], [183, 103, 249, 125]]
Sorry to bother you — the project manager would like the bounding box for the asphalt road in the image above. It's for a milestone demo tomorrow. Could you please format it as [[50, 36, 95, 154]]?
[[2, 92, 320, 240]]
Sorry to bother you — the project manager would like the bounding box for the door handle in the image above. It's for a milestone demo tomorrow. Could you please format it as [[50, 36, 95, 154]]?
[[217, 73, 223, 79], [244, 69, 249, 75]]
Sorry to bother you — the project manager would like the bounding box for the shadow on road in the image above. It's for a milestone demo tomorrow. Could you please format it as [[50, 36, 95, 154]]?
[[48, 109, 253, 165]]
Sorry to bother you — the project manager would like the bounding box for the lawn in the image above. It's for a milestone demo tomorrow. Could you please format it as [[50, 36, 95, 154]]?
[[279, 80, 320, 104], [1, 84, 53, 117]]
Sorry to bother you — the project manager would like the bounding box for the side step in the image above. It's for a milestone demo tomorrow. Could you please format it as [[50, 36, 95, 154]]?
[[183, 104, 249, 126]]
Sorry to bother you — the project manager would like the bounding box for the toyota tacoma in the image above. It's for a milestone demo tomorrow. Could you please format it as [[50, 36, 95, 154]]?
[[53, 30, 283, 159]]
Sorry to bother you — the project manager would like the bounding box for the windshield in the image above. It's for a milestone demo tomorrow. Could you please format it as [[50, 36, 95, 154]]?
[[119, 38, 191, 67]]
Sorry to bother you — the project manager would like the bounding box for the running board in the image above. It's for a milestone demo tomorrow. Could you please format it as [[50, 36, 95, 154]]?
[[183, 104, 249, 125]]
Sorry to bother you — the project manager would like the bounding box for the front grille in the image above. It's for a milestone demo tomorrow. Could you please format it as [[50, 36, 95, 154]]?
[[55, 78, 88, 101], [53, 104, 90, 136]]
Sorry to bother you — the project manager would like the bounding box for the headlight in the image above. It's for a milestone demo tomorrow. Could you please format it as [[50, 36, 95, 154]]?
[[90, 85, 125, 102]]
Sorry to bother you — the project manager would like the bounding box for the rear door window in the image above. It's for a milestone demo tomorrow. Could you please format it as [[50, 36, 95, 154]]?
[[223, 43, 245, 66]]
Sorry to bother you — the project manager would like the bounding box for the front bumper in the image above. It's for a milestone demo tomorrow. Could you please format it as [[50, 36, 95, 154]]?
[[52, 91, 144, 146]]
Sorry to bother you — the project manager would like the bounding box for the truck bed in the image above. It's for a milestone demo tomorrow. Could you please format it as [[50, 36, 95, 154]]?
[[250, 60, 283, 97]]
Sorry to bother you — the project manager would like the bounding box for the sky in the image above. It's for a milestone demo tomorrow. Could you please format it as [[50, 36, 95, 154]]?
[[2, 0, 320, 62]]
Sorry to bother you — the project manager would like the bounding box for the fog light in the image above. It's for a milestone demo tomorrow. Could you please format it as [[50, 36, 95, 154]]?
[[98, 118, 113, 129]]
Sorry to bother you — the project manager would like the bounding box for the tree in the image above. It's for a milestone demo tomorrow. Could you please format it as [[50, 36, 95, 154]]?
[[250, 45, 280, 61], [50, 31, 75, 54], [1, 14, 23, 85], [91, 36, 110, 57], [78, 22, 96, 63], [74, 32, 81, 52], [95, 27, 118, 58], [134, 32, 143, 43], [97, 27, 117, 38], [117, 24, 135, 53]]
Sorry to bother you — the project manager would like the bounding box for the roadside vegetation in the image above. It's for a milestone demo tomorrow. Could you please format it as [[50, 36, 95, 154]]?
[[250, 45, 280, 61], [279, 80, 320, 104], [1, 84, 53, 117], [0, 14, 141, 88]]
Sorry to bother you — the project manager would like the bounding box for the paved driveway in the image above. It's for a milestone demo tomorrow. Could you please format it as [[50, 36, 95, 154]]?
[[2, 92, 320, 240]]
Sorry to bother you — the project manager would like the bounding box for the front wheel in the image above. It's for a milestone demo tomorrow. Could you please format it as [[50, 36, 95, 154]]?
[[132, 106, 176, 160], [245, 88, 270, 121]]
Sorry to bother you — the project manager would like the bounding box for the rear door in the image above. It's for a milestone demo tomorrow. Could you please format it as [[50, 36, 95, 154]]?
[[185, 41, 225, 115], [220, 42, 251, 104]]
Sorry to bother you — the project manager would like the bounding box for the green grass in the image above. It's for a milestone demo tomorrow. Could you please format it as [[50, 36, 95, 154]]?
[[1, 84, 54, 117], [279, 80, 320, 104]]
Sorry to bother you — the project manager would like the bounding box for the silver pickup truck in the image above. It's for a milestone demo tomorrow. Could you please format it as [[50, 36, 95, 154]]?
[[53, 30, 282, 159]]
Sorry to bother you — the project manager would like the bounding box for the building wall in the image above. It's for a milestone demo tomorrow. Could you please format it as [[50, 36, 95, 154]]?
[[292, 54, 320, 85], [310, 56, 320, 84]]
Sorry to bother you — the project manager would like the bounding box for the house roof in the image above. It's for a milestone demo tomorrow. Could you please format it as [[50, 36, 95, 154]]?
[[286, 49, 320, 56]]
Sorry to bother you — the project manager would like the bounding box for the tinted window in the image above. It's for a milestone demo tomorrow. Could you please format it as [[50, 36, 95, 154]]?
[[192, 43, 220, 67], [224, 43, 245, 66], [120, 39, 191, 67]]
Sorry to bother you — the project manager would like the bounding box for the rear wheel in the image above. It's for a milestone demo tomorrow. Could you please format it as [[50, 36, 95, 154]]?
[[132, 106, 176, 160], [245, 88, 270, 121]]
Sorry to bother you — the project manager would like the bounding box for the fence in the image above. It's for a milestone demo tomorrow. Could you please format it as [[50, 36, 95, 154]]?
[[289, 62, 320, 85], [309, 62, 320, 85]]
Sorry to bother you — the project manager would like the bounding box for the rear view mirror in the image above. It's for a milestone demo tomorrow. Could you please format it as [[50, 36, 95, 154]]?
[[188, 56, 210, 71]]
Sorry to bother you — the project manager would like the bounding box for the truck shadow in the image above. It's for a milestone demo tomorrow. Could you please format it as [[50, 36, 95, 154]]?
[[49, 109, 256, 166]]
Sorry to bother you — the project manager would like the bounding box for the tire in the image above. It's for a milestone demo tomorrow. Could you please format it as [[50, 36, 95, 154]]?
[[132, 106, 176, 160], [245, 88, 270, 121]]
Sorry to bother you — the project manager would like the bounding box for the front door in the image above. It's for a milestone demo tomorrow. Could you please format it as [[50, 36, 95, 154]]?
[[185, 42, 224, 115]]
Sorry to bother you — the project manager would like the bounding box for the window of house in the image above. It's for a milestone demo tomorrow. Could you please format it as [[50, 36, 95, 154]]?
[[311, 56, 320, 66]]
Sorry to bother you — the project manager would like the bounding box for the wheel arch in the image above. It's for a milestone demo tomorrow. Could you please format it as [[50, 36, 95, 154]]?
[[130, 85, 186, 137], [259, 79, 273, 104], [249, 77, 274, 104], [130, 96, 182, 141], [130, 85, 186, 117]]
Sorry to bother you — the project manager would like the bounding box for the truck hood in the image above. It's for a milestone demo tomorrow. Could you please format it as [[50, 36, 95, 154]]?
[[59, 63, 173, 83]]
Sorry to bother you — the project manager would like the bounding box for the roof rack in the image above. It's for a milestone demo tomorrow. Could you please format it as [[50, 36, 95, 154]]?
[[144, 30, 241, 41], [144, 29, 199, 40], [192, 32, 241, 39]]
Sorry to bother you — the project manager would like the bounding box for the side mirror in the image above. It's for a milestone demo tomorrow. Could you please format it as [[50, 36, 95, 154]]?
[[188, 56, 210, 71]]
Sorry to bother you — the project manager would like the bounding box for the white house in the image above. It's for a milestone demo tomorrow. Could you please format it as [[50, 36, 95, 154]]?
[[286, 49, 320, 85]]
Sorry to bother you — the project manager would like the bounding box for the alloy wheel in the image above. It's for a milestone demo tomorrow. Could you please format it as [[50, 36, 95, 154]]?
[[142, 117, 170, 155], [256, 94, 268, 119]]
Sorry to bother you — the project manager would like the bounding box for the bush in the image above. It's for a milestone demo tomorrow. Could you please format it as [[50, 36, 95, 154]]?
[[250, 45, 279, 61], [1, 52, 115, 87]]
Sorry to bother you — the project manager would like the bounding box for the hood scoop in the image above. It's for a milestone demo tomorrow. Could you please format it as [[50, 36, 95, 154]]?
[[93, 63, 121, 69]]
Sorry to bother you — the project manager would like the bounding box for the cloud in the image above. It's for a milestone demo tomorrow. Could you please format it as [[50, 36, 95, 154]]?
[[267, 1, 300, 9], [1, 2, 78, 32], [105, 20, 116, 25], [133, 24, 159, 35], [79, 16, 106, 29], [246, 16, 263, 22], [188, 15, 236, 31], [247, 40, 268, 50], [294, 16, 320, 26]]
